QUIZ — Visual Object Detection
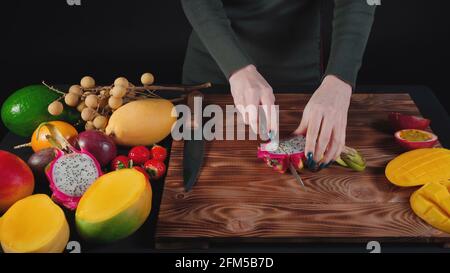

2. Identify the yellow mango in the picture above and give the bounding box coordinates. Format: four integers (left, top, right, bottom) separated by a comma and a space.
0, 194, 69, 253
411, 182, 450, 233
385, 148, 450, 187
105, 99, 177, 146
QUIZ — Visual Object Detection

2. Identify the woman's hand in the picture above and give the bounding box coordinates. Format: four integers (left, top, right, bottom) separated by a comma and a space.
294, 75, 352, 170
229, 64, 277, 136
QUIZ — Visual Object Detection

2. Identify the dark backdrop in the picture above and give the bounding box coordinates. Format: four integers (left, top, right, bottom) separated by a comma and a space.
1, 0, 449, 135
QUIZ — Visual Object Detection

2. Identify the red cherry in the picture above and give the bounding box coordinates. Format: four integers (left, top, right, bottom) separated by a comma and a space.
143, 159, 166, 180
110, 155, 130, 171
128, 146, 151, 165
151, 145, 167, 161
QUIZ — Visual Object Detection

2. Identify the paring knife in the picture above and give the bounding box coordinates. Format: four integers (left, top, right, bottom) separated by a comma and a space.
183, 90, 205, 192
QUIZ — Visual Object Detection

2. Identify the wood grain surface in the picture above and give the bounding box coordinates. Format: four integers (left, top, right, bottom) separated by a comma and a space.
155, 93, 448, 247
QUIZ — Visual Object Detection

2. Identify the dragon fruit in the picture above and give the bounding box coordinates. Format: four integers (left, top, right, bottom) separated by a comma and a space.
257, 135, 306, 173
42, 123, 102, 210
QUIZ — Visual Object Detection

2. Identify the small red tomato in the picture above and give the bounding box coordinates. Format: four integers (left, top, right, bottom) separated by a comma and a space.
144, 159, 166, 180
128, 146, 151, 165
133, 166, 150, 180
110, 155, 130, 171
151, 145, 167, 161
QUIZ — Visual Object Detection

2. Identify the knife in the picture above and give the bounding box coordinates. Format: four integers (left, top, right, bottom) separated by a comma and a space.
183, 90, 205, 192
288, 162, 307, 190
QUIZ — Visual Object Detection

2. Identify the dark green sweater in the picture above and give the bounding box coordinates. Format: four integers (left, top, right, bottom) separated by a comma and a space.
181, 0, 376, 87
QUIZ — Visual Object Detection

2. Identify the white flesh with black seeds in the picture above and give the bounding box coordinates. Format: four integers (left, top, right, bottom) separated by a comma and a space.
52, 153, 98, 196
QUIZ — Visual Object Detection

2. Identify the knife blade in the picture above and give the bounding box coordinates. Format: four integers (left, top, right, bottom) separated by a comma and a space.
288, 162, 307, 190
183, 90, 205, 192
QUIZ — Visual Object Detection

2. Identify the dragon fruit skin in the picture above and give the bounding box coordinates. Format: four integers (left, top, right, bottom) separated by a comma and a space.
46, 148, 102, 210
257, 135, 306, 174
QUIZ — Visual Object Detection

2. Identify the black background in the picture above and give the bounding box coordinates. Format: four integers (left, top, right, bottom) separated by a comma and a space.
0, 0, 449, 136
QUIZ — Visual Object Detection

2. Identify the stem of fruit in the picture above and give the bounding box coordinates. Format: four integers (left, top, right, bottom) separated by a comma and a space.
41, 81, 67, 95
13, 143, 32, 149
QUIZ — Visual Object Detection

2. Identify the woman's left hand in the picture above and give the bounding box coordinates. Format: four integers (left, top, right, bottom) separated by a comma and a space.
294, 75, 352, 170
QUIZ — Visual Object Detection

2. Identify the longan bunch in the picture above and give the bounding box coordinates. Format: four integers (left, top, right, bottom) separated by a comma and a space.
47, 73, 156, 132
46, 73, 210, 132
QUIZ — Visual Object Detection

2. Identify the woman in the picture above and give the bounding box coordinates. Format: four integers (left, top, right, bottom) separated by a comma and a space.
181, 0, 376, 170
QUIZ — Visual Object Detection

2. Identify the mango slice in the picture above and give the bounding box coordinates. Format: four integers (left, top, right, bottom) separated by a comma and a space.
385, 148, 450, 187
411, 182, 450, 233
0, 194, 69, 253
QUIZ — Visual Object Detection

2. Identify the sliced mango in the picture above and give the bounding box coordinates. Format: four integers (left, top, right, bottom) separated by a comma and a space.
0, 194, 69, 253
385, 148, 450, 187
411, 182, 450, 233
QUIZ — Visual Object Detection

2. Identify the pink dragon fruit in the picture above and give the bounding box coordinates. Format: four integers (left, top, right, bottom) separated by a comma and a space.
257, 135, 306, 173
42, 123, 102, 210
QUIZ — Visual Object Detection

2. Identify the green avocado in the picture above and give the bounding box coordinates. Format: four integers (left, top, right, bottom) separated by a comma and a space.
1, 85, 80, 137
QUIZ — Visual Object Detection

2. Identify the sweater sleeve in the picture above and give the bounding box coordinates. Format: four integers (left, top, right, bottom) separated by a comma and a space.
181, 0, 253, 78
324, 0, 376, 88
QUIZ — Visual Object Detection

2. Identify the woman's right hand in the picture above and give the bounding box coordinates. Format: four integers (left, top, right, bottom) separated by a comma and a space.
229, 64, 277, 136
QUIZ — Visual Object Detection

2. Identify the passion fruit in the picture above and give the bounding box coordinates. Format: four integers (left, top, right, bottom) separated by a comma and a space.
394, 129, 438, 150
388, 112, 430, 131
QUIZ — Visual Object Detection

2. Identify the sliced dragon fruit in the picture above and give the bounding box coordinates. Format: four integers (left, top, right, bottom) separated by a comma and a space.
42, 123, 102, 210
257, 135, 306, 173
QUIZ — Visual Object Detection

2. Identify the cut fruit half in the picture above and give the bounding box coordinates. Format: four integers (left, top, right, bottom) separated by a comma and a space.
0, 194, 69, 253
394, 129, 438, 150
76, 169, 152, 243
388, 112, 430, 131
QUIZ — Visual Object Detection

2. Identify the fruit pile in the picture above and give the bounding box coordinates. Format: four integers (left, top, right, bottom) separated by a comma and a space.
0, 73, 206, 253
111, 145, 168, 181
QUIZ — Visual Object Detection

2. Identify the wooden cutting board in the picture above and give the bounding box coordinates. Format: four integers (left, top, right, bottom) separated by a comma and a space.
155, 93, 448, 248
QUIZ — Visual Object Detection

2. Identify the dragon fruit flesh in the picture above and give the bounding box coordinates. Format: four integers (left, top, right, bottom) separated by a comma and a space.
257, 135, 306, 173
46, 149, 102, 210
41, 122, 102, 210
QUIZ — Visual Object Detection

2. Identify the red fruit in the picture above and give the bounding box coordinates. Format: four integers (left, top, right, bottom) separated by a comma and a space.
143, 159, 166, 180
110, 155, 130, 171
0, 150, 35, 212
395, 129, 438, 150
133, 166, 150, 180
388, 112, 431, 131
151, 145, 167, 161
128, 146, 151, 165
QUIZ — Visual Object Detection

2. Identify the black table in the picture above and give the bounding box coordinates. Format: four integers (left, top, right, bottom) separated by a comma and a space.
1, 85, 449, 253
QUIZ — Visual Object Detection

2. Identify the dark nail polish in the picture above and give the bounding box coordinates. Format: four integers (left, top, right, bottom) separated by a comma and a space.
306, 152, 313, 164
319, 163, 326, 170
324, 161, 334, 168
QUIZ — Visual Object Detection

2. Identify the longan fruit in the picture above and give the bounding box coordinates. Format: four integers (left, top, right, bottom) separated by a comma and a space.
81, 108, 97, 121
111, 85, 127, 98
114, 77, 129, 88
48, 101, 64, 116
64, 93, 79, 107
93, 115, 108, 130
68, 85, 83, 96
85, 95, 98, 108
80, 76, 96, 89
108, 97, 123, 109
141, 72, 154, 85
77, 101, 87, 112
85, 121, 95, 131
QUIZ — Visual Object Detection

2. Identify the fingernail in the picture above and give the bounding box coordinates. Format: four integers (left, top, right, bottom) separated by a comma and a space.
319, 163, 326, 170
306, 152, 313, 165
324, 161, 334, 168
